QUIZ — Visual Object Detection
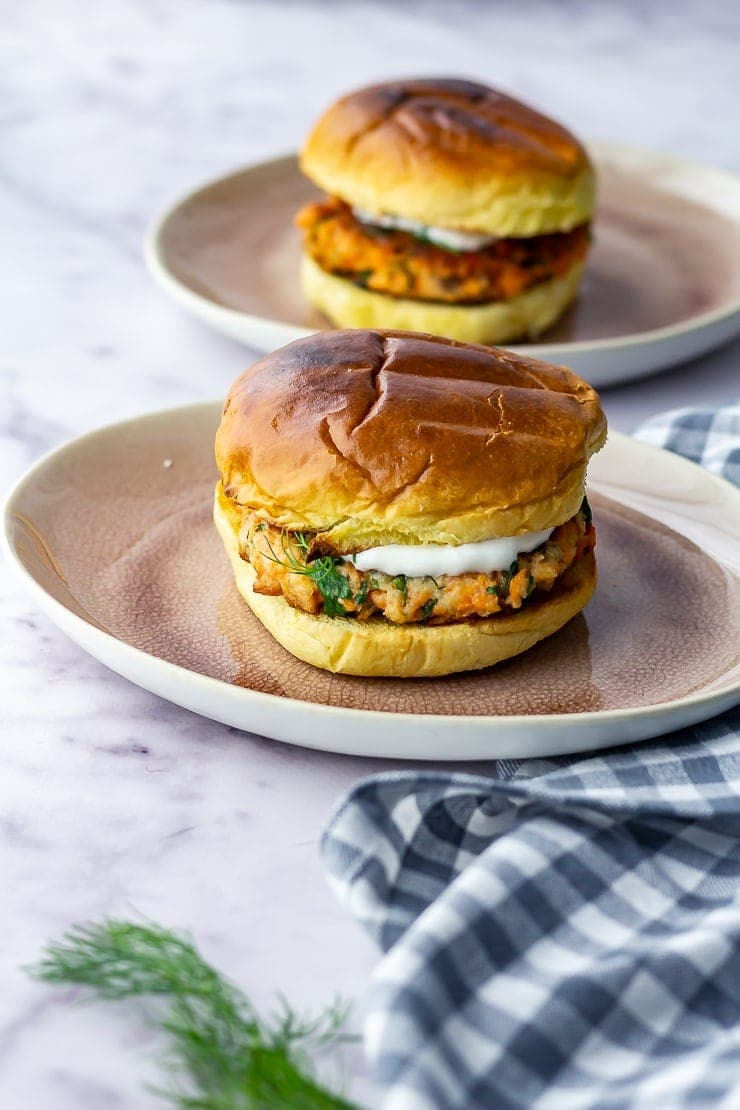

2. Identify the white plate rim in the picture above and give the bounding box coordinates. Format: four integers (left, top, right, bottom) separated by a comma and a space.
144, 142, 740, 360
3, 402, 739, 761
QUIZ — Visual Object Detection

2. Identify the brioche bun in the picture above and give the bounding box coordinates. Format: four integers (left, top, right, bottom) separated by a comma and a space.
300, 78, 594, 239
214, 484, 597, 677
215, 330, 606, 551
301, 253, 584, 345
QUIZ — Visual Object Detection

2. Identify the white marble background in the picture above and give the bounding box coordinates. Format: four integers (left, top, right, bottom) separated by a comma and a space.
1, 1, 739, 1106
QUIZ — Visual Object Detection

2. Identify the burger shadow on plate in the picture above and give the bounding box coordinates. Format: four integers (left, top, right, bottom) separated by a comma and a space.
217, 583, 601, 718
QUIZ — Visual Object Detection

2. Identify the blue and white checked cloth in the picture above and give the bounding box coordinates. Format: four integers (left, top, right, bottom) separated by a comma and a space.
322, 403, 740, 1110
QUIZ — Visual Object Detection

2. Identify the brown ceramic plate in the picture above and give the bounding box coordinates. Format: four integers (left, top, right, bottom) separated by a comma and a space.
146, 144, 740, 387
5, 402, 739, 760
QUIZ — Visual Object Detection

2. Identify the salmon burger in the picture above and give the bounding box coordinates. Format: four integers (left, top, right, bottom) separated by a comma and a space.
296, 79, 595, 346
214, 329, 606, 677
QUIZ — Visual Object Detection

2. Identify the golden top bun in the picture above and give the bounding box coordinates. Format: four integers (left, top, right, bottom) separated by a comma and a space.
300, 253, 585, 346
300, 78, 595, 238
214, 486, 596, 677
215, 329, 606, 549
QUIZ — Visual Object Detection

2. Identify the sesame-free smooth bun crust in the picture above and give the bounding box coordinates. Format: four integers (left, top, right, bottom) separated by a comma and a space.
301, 253, 585, 345
214, 488, 597, 677
300, 78, 595, 238
215, 330, 606, 548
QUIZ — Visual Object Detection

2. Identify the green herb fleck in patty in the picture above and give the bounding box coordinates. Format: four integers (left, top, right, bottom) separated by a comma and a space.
391, 575, 408, 604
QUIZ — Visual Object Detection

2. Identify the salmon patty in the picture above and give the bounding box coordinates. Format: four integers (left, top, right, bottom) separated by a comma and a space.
237, 504, 595, 625
295, 197, 590, 305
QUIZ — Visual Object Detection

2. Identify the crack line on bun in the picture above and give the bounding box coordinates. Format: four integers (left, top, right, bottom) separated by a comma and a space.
317, 417, 375, 484
342, 86, 411, 158
346, 335, 389, 436
382, 457, 435, 505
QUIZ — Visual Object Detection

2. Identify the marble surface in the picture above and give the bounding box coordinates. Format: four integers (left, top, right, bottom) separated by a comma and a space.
2, 1, 739, 1105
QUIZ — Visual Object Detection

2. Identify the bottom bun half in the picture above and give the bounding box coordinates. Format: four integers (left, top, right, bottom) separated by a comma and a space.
300, 254, 584, 346
214, 488, 597, 678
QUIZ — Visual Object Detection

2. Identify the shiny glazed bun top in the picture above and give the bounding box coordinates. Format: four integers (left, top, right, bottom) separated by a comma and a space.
299, 78, 595, 238
215, 330, 606, 552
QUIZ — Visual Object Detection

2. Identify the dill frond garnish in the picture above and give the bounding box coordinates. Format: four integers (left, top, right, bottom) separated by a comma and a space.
29, 919, 359, 1109
259, 530, 354, 618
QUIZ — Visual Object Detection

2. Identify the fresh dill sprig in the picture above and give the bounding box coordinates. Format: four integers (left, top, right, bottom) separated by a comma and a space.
301, 554, 355, 617
258, 530, 354, 618
29, 920, 360, 1110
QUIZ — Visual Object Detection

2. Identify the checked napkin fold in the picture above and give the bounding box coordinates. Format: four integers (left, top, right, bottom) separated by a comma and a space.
322, 403, 740, 1110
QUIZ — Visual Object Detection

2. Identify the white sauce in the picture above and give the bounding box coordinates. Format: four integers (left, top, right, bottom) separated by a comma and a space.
353, 207, 495, 252
352, 528, 554, 579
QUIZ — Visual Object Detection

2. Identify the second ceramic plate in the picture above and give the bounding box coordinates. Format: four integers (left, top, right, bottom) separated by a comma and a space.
4, 403, 739, 761
146, 144, 740, 386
